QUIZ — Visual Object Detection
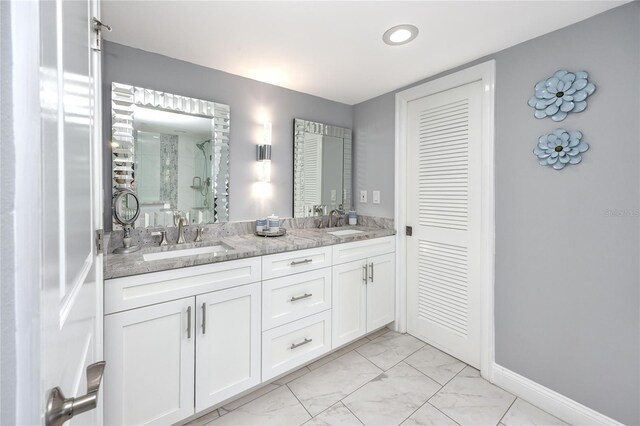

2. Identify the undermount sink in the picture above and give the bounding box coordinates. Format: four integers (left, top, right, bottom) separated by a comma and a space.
143, 243, 233, 261
327, 229, 364, 237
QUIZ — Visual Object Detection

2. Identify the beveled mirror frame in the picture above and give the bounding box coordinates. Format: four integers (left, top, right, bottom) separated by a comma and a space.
111, 83, 230, 228
293, 118, 352, 218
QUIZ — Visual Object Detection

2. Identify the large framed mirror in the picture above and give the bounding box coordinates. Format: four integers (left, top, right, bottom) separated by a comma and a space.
111, 83, 230, 229
293, 119, 352, 218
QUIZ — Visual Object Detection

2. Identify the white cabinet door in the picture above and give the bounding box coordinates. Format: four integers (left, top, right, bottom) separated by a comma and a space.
366, 253, 396, 332
195, 283, 261, 411
105, 298, 195, 425
332, 260, 368, 348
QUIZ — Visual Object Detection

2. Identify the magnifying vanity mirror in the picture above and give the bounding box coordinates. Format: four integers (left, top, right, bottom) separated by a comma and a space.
111, 83, 230, 229
112, 189, 141, 254
293, 119, 352, 218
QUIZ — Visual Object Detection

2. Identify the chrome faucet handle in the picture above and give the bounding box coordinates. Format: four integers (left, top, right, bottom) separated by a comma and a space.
151, 230, 168, 246
177, 219, 188, 244
194, 227, 205, 242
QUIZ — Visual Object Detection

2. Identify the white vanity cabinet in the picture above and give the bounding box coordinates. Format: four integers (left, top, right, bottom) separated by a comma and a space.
104, 234, 396, 425
332, 236, 396, 348
104, 297, 196, 425
104, 258, 262, 426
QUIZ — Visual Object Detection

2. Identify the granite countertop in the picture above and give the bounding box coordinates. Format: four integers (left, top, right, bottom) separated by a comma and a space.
104, 225, 396, 280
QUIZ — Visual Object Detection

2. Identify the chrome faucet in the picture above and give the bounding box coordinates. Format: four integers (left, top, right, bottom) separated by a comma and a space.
329, 209, 345, 228
314, 205, 326, 229
177, 218, 188, 244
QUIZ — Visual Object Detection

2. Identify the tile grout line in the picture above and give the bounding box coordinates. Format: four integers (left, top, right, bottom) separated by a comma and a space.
428, 401, 463, 425
333, 336, 429, 422
496, 396, 518, 426
341, 401, 366, 426
389, 360, 456, 426
285, 383, 314, 421
426, 362, 469, 404
355, 340, 426, 372
394, 387, 444, 425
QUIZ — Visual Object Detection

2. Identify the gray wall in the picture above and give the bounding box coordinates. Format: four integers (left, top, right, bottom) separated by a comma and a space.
353, 3, 640, 424
102, 41, 352, 228
353, 92, 396, 217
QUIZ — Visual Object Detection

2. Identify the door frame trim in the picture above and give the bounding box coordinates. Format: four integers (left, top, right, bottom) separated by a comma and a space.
394, 60, 496, 380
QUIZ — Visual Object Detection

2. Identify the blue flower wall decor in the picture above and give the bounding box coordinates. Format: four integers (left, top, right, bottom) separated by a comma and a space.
527, 70, 596, 121
534, 129, 589, 170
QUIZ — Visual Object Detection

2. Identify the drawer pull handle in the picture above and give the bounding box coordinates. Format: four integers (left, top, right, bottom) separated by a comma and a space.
290, 258, 313, 266
362, 264, 368, 284
290, 293, 313, 302
290, 338, 313, 350
186, 306, 192, 339
202, 302, 207, 334
369, 262, 374, 283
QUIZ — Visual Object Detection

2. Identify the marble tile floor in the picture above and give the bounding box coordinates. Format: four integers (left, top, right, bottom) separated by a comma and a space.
184, 329, 567, 426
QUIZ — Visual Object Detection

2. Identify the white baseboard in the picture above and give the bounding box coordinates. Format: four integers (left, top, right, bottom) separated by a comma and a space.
492, 364, 623, 426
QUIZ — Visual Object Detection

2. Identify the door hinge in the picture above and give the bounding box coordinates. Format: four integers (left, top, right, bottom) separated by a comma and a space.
95, 229, 104, 254
405, 226, 413, 236
91, 18, 111, 52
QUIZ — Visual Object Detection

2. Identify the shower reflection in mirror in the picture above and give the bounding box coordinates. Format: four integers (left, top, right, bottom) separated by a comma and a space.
111, 83, 230, 229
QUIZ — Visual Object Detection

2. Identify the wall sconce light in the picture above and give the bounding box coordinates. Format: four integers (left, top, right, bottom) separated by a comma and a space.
256, 122, 272, 182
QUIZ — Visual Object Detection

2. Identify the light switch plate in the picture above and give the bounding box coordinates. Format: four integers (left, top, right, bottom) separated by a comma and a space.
360, 190, 367, 203
372, 190, 380, 204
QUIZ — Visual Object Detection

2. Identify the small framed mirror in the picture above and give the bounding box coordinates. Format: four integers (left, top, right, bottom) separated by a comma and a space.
293, 119, 352, 217
111, 83, 230, 229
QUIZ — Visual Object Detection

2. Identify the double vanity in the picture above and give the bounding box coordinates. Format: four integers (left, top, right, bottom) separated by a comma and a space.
105, 81, 394, 425
103, 225, 396, 425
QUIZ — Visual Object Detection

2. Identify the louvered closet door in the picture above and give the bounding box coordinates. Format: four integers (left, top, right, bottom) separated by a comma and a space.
406, 81, 482, 368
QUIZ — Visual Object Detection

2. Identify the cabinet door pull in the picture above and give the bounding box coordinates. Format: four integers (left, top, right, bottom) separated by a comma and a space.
369, 262, 374, 283
362, 264, 368, 284
290, 293, 313, 302
290, 338, 312, 350
201, 302, 207, 334
186, 306, 192, 339
290, 258, 313, 266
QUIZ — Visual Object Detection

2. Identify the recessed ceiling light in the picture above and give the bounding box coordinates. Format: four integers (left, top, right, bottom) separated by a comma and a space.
383, 24, 419, 46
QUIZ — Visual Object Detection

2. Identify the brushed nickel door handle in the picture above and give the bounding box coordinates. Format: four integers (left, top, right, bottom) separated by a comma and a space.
45, 361, 106, 426
369, 262, 374, 283
362, 264, 368, 284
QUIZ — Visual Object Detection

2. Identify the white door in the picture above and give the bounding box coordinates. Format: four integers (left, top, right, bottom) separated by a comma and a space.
195, 283, 261, 412
406, 81, 483, 368
104, 298, 196, 425
366, 253, 396, 332
332, 260, 367, 348
41, 0, 105, 424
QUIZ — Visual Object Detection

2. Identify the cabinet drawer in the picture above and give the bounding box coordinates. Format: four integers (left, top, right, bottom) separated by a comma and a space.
262, 246, 332, 280
105, 257, 261, 314
262, 269, 331, 330
262, 310, 331, 381
332, 236, 395, 265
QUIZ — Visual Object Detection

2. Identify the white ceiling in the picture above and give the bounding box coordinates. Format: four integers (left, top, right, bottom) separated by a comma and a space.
102, 1, 626, 105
